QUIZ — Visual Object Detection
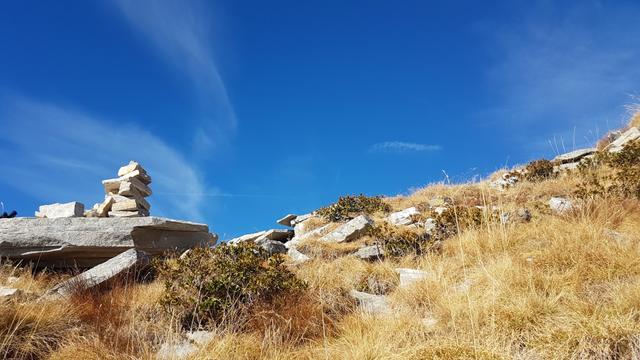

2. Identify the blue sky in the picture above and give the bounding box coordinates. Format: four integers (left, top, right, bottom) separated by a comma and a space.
1, 0, 639, 238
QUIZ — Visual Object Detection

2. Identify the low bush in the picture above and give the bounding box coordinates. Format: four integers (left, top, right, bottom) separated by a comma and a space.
156, 242, 307, 330
524, 159, 556, 182
368, 223, 434, 257
316, 194, 391, 222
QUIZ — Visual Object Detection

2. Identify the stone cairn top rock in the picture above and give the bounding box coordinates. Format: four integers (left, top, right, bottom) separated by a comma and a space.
89, 161, 153, 218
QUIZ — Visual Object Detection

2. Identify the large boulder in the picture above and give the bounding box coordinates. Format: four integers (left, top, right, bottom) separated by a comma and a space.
320, 215, 373, 243
0, 217, 216, 268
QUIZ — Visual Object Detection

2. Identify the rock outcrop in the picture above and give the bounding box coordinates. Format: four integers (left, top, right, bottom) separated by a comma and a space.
0, 217, 216, 268
387, 207, 420, 226
320, 215, 373, 243
606, 127, 640, 153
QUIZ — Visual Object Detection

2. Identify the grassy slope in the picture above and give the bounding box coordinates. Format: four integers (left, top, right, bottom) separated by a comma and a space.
2, 115, 640, 360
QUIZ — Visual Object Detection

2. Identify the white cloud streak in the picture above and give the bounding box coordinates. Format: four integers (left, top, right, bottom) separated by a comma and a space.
114, 0, 235, 150
0, 96, 208, 221
369, 141, 442, 153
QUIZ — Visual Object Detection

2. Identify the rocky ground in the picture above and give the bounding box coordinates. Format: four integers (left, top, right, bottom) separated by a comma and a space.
1, 113, 640, 359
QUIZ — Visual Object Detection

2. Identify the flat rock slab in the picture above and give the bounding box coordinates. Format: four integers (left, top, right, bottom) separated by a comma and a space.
554, 148, 596, 163
47, 248, 149, 298
549, 197, 573, 214
0, 217, 215, 268
320, 215, 373, 243
276, 214, 298, 227
354, 245, 384, 261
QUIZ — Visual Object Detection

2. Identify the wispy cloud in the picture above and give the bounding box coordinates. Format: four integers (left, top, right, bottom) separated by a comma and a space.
0, 95, 209, 221
484, 1, 640, 137
113, 0, 235, 150
369, 141, 442, 153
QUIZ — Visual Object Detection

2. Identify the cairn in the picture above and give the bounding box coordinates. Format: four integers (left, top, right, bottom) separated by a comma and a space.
89, 161, 152, 218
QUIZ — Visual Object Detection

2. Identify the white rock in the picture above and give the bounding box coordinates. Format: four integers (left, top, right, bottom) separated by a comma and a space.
607, 127, 640, 153
185, 331, 214, 345
117, 161, 147, 177
119, 169, 152, 185
320, 215, 373, 243
103, 177, 152, 197
276, 214, 298, 227
387, 207, 420, 226
349, 290, 390, 315
227, 230, 267, 245
0, 287, 21, 299
424, 218, 437, 232
548, 197, 573, 214
287, 247, 310, 264
47, 249, 149, 297
396, 268, 430, 288
36, 202, 84, 218
433, 207, 447, 215
286, 224, 332, 249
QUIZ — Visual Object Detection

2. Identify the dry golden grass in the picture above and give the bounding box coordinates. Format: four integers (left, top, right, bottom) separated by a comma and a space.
3, 134, 640, 359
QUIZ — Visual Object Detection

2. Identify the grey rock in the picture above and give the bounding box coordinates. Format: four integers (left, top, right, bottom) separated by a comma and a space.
157, 341, 197, 360
549, 197, 573, 214
47, 249, 149, 297
0, 217, 214, 268
607, 127, 640, 153
255, 229, 294, 242
349, 290, 390, 315
256, 239, 288, 255
35, 202, 84, 218
396, 268, 430, 288
499, 212, 510, 224
320, 215, 373, 243
554, 148, 596, 163
423, 218, 437, 233
354, 245, 384, 261
185, 331, 213, 345
387, 207, 420, 226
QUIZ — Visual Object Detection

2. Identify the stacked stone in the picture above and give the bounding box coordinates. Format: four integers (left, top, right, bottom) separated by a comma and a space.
93, 161, 152, 217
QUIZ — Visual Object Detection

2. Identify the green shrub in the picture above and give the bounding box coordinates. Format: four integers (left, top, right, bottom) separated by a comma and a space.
575, 140, 640, 199
524, 159, 556, 182
156, 242, 306, 329
316, 194, 391, 222
368, 223, 434, 257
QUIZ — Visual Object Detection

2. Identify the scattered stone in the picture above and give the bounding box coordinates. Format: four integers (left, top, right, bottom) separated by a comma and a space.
433, 207, 447, 216
517, 208, 532, 222
423, 218, 437, 233
387, 207, 420, 226
554, 148, 596, 163
499, 212, 510, 224
0, 217, 215, 268
607, 127, 640, 153
256, 239, 288, 255
604, 229, 631, 247
354, 245, 384, 261
157, 341, 197, 360
287, 247, 310, 264
320, 215, 373, 243
396, 268, 430, 288
429, 196, 453, 208
422, 317, 439, 328
46, 249, 149, 297
349, 290, 390, 315
35, 202, 84, 218
0, 287, 21, 300
276, 214, 298, 227
185, 331, 214, 345
491, 171, 521, 190
548, 197, 573, 214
